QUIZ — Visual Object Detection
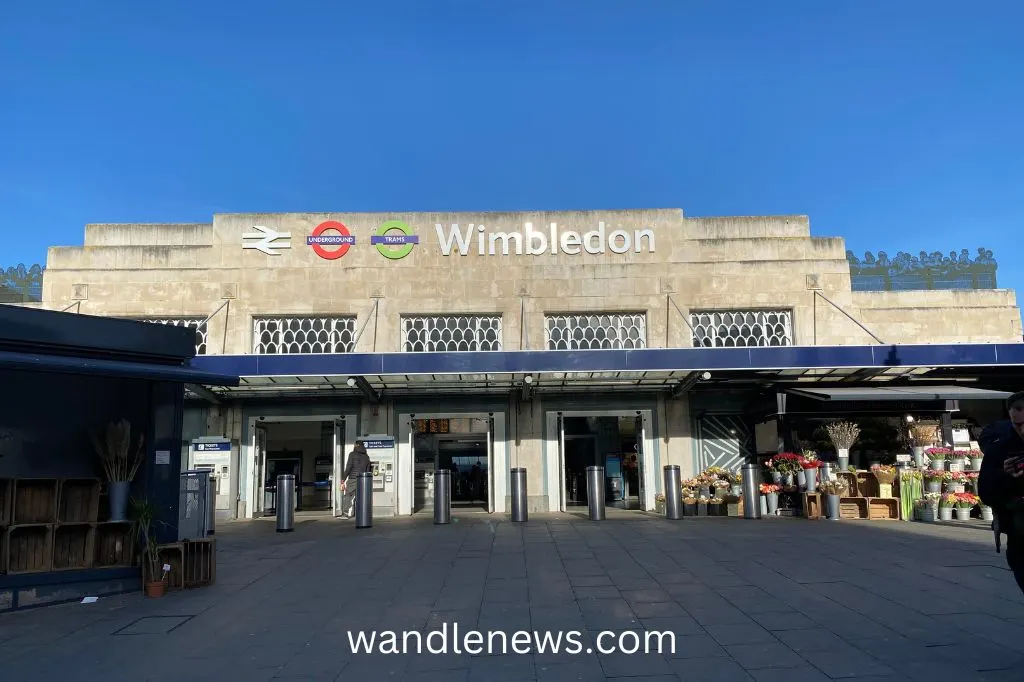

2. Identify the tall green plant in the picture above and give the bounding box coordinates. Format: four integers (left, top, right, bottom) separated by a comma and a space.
129, 498, 166, 583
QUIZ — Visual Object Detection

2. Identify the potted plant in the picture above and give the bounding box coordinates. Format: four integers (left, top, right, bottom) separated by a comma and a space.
925, 447, 950, 472
923, 470, 946, 493
918, 493, 941, 522
818, 478, 848, 520
910, 424, 937, 467
966, 449, 984, 472
129, 497, 170, 598
801, 452, 821, 493
938, 493, 956, 521
871, 464, 896, 498
654, 493, 666, 515
825, 421, 860, 471
91, 419, 145, 522
948, 450, 968, 472
761, 483, 781, 515
763, 458, 782, 484
945, 470, 967, 493
773, 453, 802, 487
683, 496, 697, 517
954, 493, 978, 521
728, 471, 743, 497
964, 471, 979, 492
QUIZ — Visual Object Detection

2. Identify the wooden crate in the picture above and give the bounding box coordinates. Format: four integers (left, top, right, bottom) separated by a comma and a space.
0, 479, 11, 528
58, 479, 100, 523
802, 493, 823, 519
13, 480, 58, 525
155, 542, 185, 591
855, 472, 879, 498
837, 472, 859, 496
94, 522, 134, 568
5, 525, 54, 574
839, 497, 869, 520
53, 524, 96, 570
868, 497, 900, 520
182, 538, 216, 588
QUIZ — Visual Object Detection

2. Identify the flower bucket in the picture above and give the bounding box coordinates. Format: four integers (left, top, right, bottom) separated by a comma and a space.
836, 448, 849, 471
938, 506, 953, 521
921, 507, 936, 523
771, 471, 782, 484
981, 506, 994, 522
912, 446, 925, 468
759, 495, 768, 516
804, 467, 818, 493
930, 459, 945, 472
765, 493, 778, 515
782, 473, 794, 487
700, 486, 711, 498
949, 458, 965, 472
946, 483, 965, 494
925, 480, 942, 493
826, 494, 841, 520
796, 470, 806, 489
730, 484, 742, 497
684, 503, 696, 517
970, 457, 983, 472
954, 507, 972, 521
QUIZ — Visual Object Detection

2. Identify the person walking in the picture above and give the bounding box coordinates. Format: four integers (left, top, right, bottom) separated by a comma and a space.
339, 440, 371, 519
978, 391, 1024, 594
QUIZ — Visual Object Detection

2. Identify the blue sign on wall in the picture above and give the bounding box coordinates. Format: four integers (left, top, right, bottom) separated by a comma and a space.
363, 439, 395, 450
193, 441, 231, 452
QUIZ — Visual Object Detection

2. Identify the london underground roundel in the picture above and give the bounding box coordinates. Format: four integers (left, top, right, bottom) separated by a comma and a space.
306, 221, 356, 260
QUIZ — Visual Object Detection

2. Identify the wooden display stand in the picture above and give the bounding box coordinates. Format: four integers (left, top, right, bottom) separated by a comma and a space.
839, 497, 869, 520
0, 477, 136, 575
802, 493, 823, 519
868, 498, 899, 520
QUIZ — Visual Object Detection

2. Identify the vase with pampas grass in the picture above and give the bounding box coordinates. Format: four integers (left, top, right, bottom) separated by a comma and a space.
825, 421, 860, 471
91, 419, 144, 522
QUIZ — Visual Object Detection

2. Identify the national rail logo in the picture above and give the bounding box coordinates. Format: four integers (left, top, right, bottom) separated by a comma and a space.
370, 220, 419, 260
306, 221, 356, 260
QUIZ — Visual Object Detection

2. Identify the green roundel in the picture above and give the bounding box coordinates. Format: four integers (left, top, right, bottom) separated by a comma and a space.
372, 220, 418, 260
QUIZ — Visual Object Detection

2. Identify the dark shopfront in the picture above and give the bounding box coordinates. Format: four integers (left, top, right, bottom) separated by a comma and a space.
0, 306, 237, 611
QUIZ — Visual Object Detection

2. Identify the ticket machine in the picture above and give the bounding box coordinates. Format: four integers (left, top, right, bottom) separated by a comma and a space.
190, 438, 232, 512
361, 435, 397, 516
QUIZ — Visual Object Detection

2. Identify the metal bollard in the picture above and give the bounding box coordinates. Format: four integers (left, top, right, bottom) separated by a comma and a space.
355, 471, 373, 529
434, 469, 451, 525
586, 466, 606, 521
741, 463, 762, 519
663, 465, 683, 520
276, 474, 295, 533
510, 467, 528, 522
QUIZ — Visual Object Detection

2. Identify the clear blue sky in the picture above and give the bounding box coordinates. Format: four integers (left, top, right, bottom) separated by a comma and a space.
2, 1, 1021, 297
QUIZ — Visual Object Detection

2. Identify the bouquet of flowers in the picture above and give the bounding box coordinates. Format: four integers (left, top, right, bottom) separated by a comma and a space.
825, 421, 860, 450
871, 464, 897, 484
938, 493, 958, 507
923, 470, 947, 481
955, 492, 979, 508
759, 483, 781, 494
925, 447, 952, 461
818, 479, 848, 495
772, 452, 803, 473
800, 451, 821, 469
704, 466, 728, 479
910, 424, 938, 447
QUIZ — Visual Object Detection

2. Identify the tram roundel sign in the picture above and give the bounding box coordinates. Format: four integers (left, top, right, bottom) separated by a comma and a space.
306, 221, 356, 260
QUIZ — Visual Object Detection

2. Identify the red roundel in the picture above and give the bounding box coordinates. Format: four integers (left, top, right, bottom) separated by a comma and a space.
308, 221, 354, 260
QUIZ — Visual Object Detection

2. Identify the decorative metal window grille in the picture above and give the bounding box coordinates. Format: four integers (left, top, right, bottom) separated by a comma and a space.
402, 315, 502, 352
142, 318, 208, 355
690, 310, 793, 347
252, 316, 357, 354
544, 313, 647, 350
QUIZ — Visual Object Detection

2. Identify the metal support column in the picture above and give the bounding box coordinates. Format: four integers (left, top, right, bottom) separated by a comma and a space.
434, 469, 451, 525
355, 471, 373, 529
511, 467, 528, 522
276, 474, 295, 532
586, 466, 605, 521
663, 465, 682, 520
741, 463, 762, 519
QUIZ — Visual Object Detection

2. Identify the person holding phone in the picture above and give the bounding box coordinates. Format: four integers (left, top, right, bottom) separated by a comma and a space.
979, 391, 1024, 594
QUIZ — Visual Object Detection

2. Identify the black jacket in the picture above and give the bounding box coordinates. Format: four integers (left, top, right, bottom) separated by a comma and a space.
342, 443, 371, 481
978, 420, 1024, 532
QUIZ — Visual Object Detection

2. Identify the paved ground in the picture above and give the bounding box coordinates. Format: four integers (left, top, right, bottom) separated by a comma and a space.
1, 511, 1023, 681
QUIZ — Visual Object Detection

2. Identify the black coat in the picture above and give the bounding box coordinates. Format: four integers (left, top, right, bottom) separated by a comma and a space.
343, 444, 371, 481
978, 420, 1024, 532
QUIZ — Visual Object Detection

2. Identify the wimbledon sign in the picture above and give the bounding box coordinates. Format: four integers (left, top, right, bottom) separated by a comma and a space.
435, 222, 655, 256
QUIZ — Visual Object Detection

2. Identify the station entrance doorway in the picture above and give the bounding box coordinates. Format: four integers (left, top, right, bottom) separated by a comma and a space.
397, 412, 508, 515
248, 414, 357, 519
546, 410, 656, 513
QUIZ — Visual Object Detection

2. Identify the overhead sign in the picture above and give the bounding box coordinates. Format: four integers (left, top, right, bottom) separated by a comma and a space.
434, 222, 656, 256
193, 441, 231, 452
307, 220, 356, 260
371, 220, 419, 260
242, 225, 291, 255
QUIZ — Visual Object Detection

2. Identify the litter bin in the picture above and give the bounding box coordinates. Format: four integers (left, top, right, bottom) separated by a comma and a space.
355, 471, 373, 529
586, 466, 605, 521
276, 474, 295, 533
434, 469, 451, 525
511, 468, 528, 522
663, 465, 682, 520
741, 463, 762, 519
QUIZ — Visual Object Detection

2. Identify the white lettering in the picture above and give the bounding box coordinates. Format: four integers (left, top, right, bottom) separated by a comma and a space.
634, 227, 655, 253
434, 224, 473, 256
489, 231, 523, 255
379, 631, 400, 655
608, 229, 631, 254
597, 631, 617, 654
426, 623, 447, 654
477, 225, 486, 254
583, 222, 606, 254
511, 631, 532, 654
549, 222, 558, 254
464, 630, 483, 654
559, 230, 582, 254
525, 222, 548, 255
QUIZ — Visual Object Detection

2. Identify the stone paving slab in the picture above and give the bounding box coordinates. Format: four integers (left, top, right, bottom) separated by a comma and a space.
0, 513, 1022, 681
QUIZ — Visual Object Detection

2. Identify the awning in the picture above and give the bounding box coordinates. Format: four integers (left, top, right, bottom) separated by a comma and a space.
0, 351, 240, 386
785, 385, 1012, 402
